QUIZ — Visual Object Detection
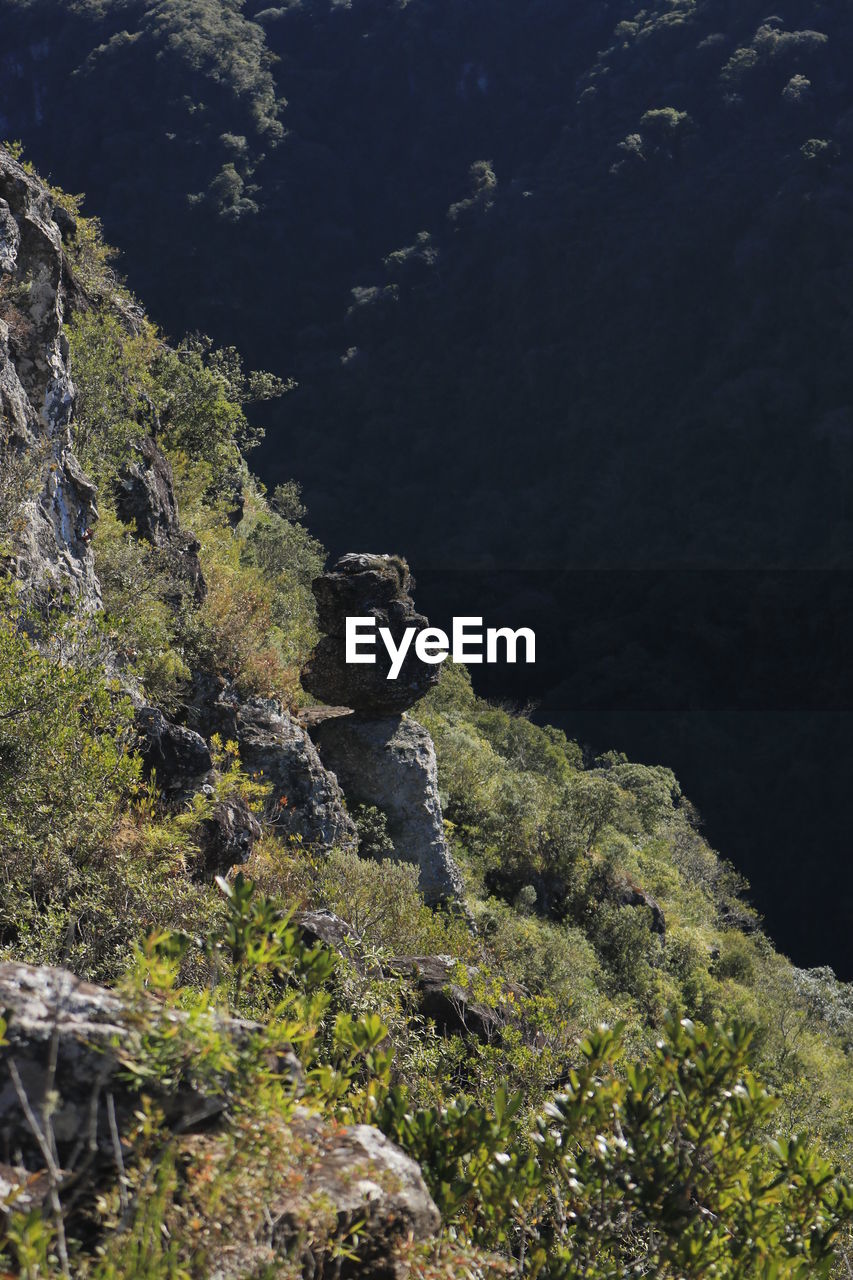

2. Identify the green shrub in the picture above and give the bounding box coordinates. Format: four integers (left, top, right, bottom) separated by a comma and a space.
381, 1016, 853, 1276
0, 586, 139, 883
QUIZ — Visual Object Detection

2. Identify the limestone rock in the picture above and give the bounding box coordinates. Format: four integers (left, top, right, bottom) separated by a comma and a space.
114, 434, 205, 602
302, 552, 439, 715
0, 146, 99, 608
310, 713, 463, 904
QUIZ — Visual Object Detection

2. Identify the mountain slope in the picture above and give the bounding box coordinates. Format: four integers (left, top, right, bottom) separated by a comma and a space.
4, 0, 853, 974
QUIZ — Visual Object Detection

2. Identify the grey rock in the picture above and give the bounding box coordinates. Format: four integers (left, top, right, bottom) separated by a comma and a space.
136, 704, 213, 791
0, 963, 301, 1169
114, 434, 205, 602
205, 692, 357, 854
294, 908, 361, 956
0, 146, 99, 609
198, 797, 262, 877
0, 968, 438, 1276
302, 552, 439, 715
388, 955, 502, 1041
202, 1107, 440, 1280
311, 714, 463, 905
273, 1109, 441, 1278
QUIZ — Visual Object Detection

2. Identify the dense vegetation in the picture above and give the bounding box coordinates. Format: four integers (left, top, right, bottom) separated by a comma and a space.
1, 167, 853, 1276
3, 0, 853, 974
4, 0, 853, 565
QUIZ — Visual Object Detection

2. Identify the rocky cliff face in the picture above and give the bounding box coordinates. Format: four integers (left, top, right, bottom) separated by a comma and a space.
0, 148, 99, 608
0, 143, 355, 867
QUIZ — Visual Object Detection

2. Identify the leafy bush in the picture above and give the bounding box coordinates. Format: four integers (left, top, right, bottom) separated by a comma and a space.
250, 843, 476, 959
381, 1016, 853, 1277
0, 585, 138, 883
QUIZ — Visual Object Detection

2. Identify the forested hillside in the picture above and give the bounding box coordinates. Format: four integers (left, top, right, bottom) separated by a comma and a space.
3, 0, 853, 975
1, 143, 853, 1276
3, 0, 853, 564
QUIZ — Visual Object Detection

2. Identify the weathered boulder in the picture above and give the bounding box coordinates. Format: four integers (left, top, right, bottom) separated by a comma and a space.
302, 553, 439, 715
198, 797, 263, 877
388, 955, 502, 1041
199, 692, 357, 854
276, 1110, 440, 1277
114, 434, 205, 602
0, 963, 301, 1170
135, 704, 213, 792
311, 713, 463, 905
0, 146, 99, 608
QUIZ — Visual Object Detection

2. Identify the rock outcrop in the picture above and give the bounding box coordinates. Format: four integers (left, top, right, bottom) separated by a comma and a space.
193, 687, 357, 854
312, 713, 464, 905
272, 1110, 441, 1278
199, 797, 263, 876
294, 908, 364, 964
0, 962, 301, 1168
302, 553, 439, 715
136, 704, 214, 793
0, 146, 99, 608
387, 955, 503, 1041
114, 433, 205, 602
136, 685, 356, 868
175, 1108, 440, 1280
303, 554, 463, 905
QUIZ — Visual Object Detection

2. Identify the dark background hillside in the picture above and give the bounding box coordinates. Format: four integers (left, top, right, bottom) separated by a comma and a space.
3, 0, 853, 973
